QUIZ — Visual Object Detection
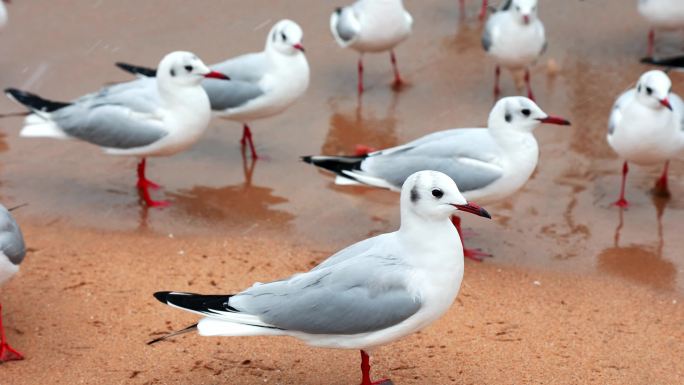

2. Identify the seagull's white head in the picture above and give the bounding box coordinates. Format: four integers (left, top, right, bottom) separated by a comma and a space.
401, 171, 491, 222
635, 70, 673, 111
511, 0, 539, 25
489, 97, 571, 133
266, 19, 306, 56
156, 51, 230, 89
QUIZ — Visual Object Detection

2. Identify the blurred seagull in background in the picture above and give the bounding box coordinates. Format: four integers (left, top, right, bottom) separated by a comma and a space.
151, 170, 490, 385
0, 203, 26, 363
607, 70, 684, 207
116, 20, 310, 160
4, 51, 230, 207
330, 0, 413, 94
482, 0, 546, 100
638, 0, 684, 57
0, 0, 9, 30
303, 97, 570, 260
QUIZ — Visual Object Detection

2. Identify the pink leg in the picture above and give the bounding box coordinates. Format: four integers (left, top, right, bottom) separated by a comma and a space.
390, 50, 403, 87
358, 57, 364, 95
0, 304, 24, 363
360, 350, 391, 385
240, 123, 259, 160
654, 160, 670, 196
524, 69, 535, 101
613, 161, 629, 208
452, 216, 491, 262
459, 0, 465, 15
136, 158, 169, 208
647, 29, 655, 57
494, 66, 501, 98
479, 0, 488, 20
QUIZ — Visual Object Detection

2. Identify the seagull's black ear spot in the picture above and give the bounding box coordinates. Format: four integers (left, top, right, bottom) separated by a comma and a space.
637, 84, 642, 93
521, 108, 531, 117
272, 31, 277, 42
170, 68, 176, 77
505, 112, 512, 123
410, 186, 420, 203
431, 189, 444, 199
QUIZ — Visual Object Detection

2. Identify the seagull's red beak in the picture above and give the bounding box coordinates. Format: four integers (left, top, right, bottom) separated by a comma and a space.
523, 15, 530, 24
452, 202, 491, 219
204, 71, 230, 81
537, 115, 571, 125
293, 43, 306, 53
660, 98, 673, 110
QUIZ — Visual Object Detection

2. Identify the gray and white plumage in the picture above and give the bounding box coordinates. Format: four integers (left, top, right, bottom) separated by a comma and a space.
638, 0, 684, 31
154, 171, 492, 351
0, 204, 26, 286
6, 51, 223, 158
304, 97, 570, 205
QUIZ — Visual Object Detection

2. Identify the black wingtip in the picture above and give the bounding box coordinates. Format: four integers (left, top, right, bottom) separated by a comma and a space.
153, 291, 171, 304
301, 155, 313, 164
115, 62, 157, 77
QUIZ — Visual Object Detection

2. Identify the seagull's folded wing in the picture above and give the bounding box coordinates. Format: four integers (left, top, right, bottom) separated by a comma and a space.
0, 205, 25, 265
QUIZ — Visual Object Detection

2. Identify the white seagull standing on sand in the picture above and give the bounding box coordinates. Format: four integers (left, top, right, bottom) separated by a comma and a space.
330, 0, 413, 94
0, 203, 26, 363
303, 97, 570, 260
151, 170, 491, 385
607, 70, 684, 207
482, 0, 546, 100
116, 20, 310, 160
5, 51, 230, 207
638, 0, 684, 57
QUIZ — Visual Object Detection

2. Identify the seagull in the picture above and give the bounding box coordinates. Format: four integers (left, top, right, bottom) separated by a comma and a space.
330, 0, 413, 94
151, 170, 491, 385
115, 20, 310, 160
459, 0, 489, 20
4, 51, 230, 207
638, 0, 684, 57
0, 203, 27, 363
482, 0, 546, 100
607, 70, 684, 207
303, 97, 570, 260
0, 0, 9, 31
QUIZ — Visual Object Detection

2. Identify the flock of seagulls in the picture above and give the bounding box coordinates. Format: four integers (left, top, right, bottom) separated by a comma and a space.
0, 0, 683, 384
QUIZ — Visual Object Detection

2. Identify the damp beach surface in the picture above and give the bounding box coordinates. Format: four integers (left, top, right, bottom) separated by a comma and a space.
0, 0, 683, 384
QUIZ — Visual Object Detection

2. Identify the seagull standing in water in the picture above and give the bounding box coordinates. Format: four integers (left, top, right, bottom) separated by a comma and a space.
638, 0, 684, 57
303, 97, 570, 260
5, 51, 230, 207
151, 170, 491, 385
116, 20, 310, 160
607, 70, 684, 207
0, 204, 26, 363
482, 0, 546, 100
330, 0, 413, 94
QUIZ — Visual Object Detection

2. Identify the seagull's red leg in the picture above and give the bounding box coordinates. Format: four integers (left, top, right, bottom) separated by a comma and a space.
0, 304, 24, 363
459, 0, 465, 16
136, 158, 169, 208
359, 350, 391, 385
479, 0, 488, 20
524, 69, 535, 101
390, 50, 404, 88
647, 29, 655, 57
451, 216, 491, 262
613, 161, 629, 208
654, 160, 670, 196
240, 123, 259, 160
494, 65, 501, 98
358, 56, 365, 95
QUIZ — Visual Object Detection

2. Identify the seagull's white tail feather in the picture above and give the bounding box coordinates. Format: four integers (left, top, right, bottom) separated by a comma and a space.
341, 170, 398, 191
20, 114, 69, 139
335, 175, 362, 186
197, 318, 285, 337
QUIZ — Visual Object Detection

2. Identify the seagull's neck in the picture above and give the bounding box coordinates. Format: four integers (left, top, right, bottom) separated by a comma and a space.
157, 81, 208, 111
489, 126, 538, 153
398, 213, 462, 266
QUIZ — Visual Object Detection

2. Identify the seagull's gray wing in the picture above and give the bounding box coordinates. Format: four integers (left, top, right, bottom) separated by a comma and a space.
230, 248, 420, 335
210, 52, 269, 83
52, 79, 168, 149
0, 205, 26, 265
482, 22, 493, 51
608, 89, 635, 136
202, 79, 265, 111
330, 5, 361, 46
500, 0, 513, 11
355, 129, 504, 192
670, 92, 684, 131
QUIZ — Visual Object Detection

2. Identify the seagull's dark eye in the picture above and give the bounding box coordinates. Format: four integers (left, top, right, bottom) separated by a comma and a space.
184, 65, 193, 72
431, 189, 444, 199
521, 108, 531, 117
281, 32, 287, 41
646, 87, 653, 95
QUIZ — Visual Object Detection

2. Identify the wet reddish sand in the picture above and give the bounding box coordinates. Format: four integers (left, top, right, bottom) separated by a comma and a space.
1, 0, 683, 384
